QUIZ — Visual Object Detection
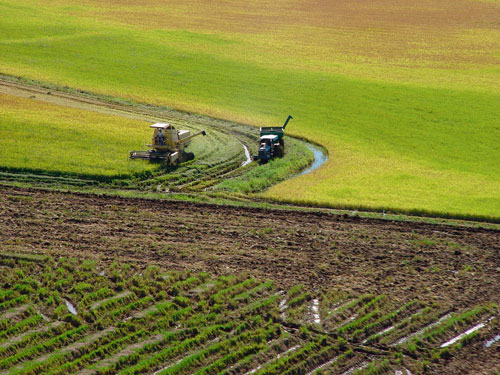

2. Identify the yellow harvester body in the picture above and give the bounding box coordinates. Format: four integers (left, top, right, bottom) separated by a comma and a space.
129, 123, 206, 165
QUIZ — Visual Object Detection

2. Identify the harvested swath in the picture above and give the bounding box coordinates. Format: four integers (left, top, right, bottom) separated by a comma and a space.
0, 249, 497, 375
89, 291, 134, 312
0, 304, 29, 320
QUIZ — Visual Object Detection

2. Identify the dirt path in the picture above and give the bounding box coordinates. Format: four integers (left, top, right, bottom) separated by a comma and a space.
0, 77, 183, 123
2, 185, 498, 311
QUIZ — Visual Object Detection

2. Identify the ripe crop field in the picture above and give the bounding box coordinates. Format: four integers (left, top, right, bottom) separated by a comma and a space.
1, 0, 500, 217
0, 92, 156, 179
0, 186, 499, 374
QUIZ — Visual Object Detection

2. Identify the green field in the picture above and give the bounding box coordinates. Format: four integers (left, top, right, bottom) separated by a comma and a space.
1, 0, 500, 218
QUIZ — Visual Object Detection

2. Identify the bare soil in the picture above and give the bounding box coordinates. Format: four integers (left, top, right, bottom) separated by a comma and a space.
2, 185, 498, 308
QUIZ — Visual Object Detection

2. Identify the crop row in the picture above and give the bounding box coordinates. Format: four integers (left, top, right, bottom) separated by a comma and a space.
0, 304, 32, 330
0, 295, 28, 313
0, 321, 69, 360
54, 282, 267, 373
403, 304, 496, 354
252, 335, 344, 375
1, 265, 279, 374
156, 323, 281, 375
354, 301, 419, 338
38, 315, 222, 374
0, 255, 496, 375
0, 324, 88, 370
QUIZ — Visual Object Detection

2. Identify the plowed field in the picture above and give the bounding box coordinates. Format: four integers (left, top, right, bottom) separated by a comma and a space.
1, 185, 499, 374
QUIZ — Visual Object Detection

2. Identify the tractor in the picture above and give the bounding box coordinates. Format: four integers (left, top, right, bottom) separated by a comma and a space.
129, 123, 206, 166
253, 115, 293, 164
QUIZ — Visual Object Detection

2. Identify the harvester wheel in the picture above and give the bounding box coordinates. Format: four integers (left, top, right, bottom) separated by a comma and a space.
183, 152, 195, 162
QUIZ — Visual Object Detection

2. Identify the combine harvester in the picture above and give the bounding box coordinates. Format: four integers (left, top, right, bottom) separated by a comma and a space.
253, 115, 293, 164
130, 123, 206, 166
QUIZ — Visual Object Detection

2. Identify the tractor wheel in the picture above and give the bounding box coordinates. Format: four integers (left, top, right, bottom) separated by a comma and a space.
275, 145, 284, 158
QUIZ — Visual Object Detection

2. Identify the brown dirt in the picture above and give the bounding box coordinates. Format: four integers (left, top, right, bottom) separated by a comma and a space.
1, 185, 498, 311
0, 304, 29, 320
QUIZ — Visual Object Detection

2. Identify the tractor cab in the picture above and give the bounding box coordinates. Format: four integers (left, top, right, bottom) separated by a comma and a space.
253, 115, 292, 164
259, 134, 278, 148
257, 134, 280, 163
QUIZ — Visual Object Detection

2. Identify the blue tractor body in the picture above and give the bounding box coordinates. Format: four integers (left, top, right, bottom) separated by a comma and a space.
253, 115, 293, 164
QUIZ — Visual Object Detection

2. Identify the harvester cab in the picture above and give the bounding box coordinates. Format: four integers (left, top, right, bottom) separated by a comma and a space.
129, 123, 206, 166
253, 115, 292, 164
